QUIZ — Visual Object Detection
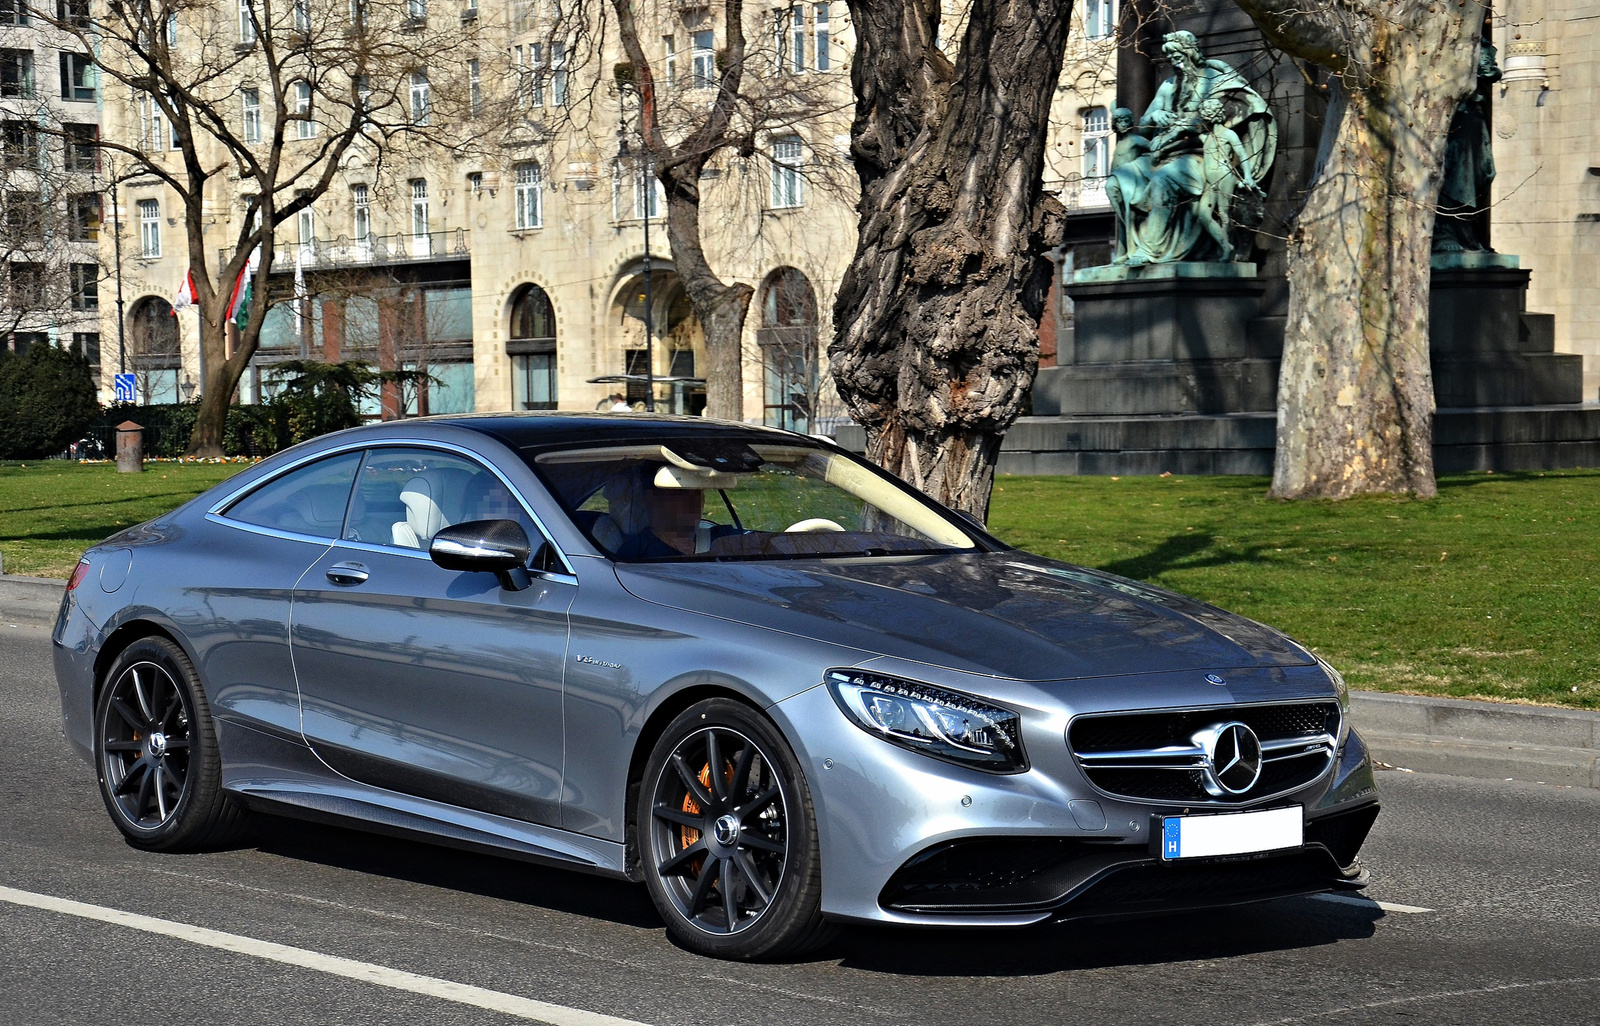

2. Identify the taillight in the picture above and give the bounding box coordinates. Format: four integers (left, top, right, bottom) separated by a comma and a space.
66, 558, 91, 592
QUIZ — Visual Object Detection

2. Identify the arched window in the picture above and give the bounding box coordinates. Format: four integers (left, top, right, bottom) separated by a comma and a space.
514, 161, 543, 230
508, 283, 557, 410
127, 295, 181, 403
1082, 107, 1110, 194
756, 267, 818, 432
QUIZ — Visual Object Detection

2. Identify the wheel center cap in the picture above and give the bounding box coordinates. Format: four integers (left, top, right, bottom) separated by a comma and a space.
147, 732, 168, 757
712, 814, 740, 847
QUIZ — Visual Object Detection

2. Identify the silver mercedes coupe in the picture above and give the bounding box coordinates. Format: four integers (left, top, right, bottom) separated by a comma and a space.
53, 414, 1379, 960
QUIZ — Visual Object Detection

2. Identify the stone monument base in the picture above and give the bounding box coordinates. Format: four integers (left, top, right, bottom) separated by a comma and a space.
834, 258, 1600, 478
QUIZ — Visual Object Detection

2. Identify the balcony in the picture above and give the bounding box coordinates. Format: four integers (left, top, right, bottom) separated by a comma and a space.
217, 228, 471, 274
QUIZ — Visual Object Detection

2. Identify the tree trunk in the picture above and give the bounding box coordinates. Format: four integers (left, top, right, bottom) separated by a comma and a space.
833, 0, 1070, 521
186, 310, 232, 458
1233, 0, 1488, 499
663, 190, 751, 422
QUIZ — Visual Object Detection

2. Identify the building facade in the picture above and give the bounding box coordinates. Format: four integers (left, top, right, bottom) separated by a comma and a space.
1, 2, 103, 383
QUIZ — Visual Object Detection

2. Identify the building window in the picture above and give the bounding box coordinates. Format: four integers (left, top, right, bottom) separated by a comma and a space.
770, 135, 803, 209
2, 120, 38, 167
664, 35, 677, 88
757, 267, 819, 432
64, 123, 97, 170
293, 0, 310, 32
138, 92, 166, 151
348, 0, 366, 26
691, 30, 714, 89
74, 332, 100, 374
351, 183, 370, 240
467, 171, 482, 198
69, 193, 100, 241
468, 59, 481, 117
409, 71, 430, 125
0, 50, 32, 98
1082, 107, 1110, 193
58, 0, 90, 27
407, 0, 426, 21
790, 6, 805, 72
238, 0, 255, 44
9, 261, 44, 309
297, 203, 315, 249
1084, 0, 1115, 40
616, 161, 663, 221
814, 3, 830, 71
241, 88, 261, 143
410, 179, 430, 255
60, 53, 96, 101
508, 283, 557, 410
167, 11, 179, 45
295, 80, 316, 138
139, 199, 161, 257
71, 263, 98, 310
551, 43, 567, 106
0, 0, 28, 27
514, 162, 543, 230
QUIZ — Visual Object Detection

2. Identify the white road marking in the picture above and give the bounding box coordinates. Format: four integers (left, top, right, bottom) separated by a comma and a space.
1310, 892, 1433, 914
0, 884, 651, 1026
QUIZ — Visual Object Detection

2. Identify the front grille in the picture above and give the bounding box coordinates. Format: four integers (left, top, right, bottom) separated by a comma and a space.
1068, 701, 1341, 805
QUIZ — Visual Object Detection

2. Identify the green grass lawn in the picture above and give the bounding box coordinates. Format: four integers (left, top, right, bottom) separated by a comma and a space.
987, 470, 1600, 710
2, 461, 1595, 709
0, 462, 246, 578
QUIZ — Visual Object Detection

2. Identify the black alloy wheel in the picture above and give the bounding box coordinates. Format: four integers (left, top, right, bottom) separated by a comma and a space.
94, 636, 249, 851
639, 699, 833, 960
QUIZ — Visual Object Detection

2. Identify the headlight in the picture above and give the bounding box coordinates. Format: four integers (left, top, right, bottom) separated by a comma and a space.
825, 669, 1027, 773
1317, 656, 1351, 745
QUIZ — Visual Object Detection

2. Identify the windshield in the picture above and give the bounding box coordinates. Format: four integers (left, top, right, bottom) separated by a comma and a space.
529, 440, 977, 561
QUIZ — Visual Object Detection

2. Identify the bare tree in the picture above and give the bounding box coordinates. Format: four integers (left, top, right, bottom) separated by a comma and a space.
54, 0, 483, 455
830, 0, 1072, 520
1231, 0, 1489, 499
608, 0, 844, 420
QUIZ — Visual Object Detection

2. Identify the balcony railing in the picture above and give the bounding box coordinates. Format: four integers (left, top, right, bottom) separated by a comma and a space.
216, 228, 471, 274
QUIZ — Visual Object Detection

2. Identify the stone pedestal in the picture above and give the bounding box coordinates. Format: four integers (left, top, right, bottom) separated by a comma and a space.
1429, 261, 1582, 407
1035, 264, 1274, 417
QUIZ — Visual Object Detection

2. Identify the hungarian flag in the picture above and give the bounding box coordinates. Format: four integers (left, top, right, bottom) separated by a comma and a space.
225, 247, 262, 330
172, 271, 198, 313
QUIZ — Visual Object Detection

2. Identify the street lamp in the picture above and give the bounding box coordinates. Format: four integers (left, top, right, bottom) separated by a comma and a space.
616, 124, 656, 412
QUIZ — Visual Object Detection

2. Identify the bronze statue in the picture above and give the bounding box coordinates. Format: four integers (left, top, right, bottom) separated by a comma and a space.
1105, 30, 1276, 266
1434, 41, 1501, 254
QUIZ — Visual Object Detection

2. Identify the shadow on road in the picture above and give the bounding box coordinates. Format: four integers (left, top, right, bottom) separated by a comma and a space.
246, 813, 665, 931
826, 895, 1381, 976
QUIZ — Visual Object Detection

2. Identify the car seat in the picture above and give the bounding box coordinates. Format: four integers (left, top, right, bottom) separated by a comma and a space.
392, 468, 475, 548
590, 468, 653, 554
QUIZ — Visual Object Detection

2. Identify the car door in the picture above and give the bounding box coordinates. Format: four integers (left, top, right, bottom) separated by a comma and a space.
192, 450, 364, 741
290, 445, 575, 827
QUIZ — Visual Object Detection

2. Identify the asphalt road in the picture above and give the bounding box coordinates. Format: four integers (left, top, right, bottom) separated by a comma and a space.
3, 625, 1598, 1025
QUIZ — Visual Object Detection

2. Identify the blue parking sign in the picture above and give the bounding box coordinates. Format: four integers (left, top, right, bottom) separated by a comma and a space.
113, 373, 136, 404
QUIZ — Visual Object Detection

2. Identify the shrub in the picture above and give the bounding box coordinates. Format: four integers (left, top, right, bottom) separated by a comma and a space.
0, 344, 100, 458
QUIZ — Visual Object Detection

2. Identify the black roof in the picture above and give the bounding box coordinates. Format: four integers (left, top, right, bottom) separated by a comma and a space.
434, 411, 823, 453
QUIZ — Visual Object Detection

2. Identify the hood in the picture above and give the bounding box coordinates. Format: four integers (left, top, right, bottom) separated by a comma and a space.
614, 552, 1314, 682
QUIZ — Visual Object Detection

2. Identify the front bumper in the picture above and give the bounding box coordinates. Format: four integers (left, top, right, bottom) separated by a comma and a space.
771, 683, 1380, 926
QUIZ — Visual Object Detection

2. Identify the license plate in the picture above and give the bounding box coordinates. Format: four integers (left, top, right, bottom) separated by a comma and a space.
1158, 806, 1302, 861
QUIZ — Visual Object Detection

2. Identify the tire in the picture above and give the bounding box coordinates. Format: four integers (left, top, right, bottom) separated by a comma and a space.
93, 636, 250, 852
636, 698, 835, 960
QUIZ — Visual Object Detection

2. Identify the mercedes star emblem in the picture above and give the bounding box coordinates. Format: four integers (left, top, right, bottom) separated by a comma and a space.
1192, 721, 1263, 797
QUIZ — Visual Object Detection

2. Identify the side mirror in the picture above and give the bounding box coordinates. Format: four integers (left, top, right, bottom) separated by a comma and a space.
430, 519, 534, 591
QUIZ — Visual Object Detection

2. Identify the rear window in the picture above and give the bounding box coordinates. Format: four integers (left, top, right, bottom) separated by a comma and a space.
223, 452, 362, 539
529, 440, 975, 562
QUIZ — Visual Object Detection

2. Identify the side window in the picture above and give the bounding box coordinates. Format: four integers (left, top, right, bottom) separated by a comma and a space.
344, 448, 541, 552
223, 452, 362, 538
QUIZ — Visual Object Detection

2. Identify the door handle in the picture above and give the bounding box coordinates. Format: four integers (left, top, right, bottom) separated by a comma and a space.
325, 561, 369, 586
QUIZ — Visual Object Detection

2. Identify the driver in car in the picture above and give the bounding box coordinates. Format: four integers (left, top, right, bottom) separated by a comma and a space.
595, 465, 709, 559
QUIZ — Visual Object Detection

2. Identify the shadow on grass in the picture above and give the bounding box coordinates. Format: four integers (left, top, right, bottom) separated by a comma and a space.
1098, 531, 1277, 581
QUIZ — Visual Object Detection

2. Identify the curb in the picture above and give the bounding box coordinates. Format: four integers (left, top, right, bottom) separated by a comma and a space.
1351, 691, 1600, 789
0, 574, 64, 627
4, 568, 1595, 788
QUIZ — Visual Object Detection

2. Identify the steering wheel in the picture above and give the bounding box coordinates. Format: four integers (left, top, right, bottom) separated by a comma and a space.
783, 518, 846, 534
